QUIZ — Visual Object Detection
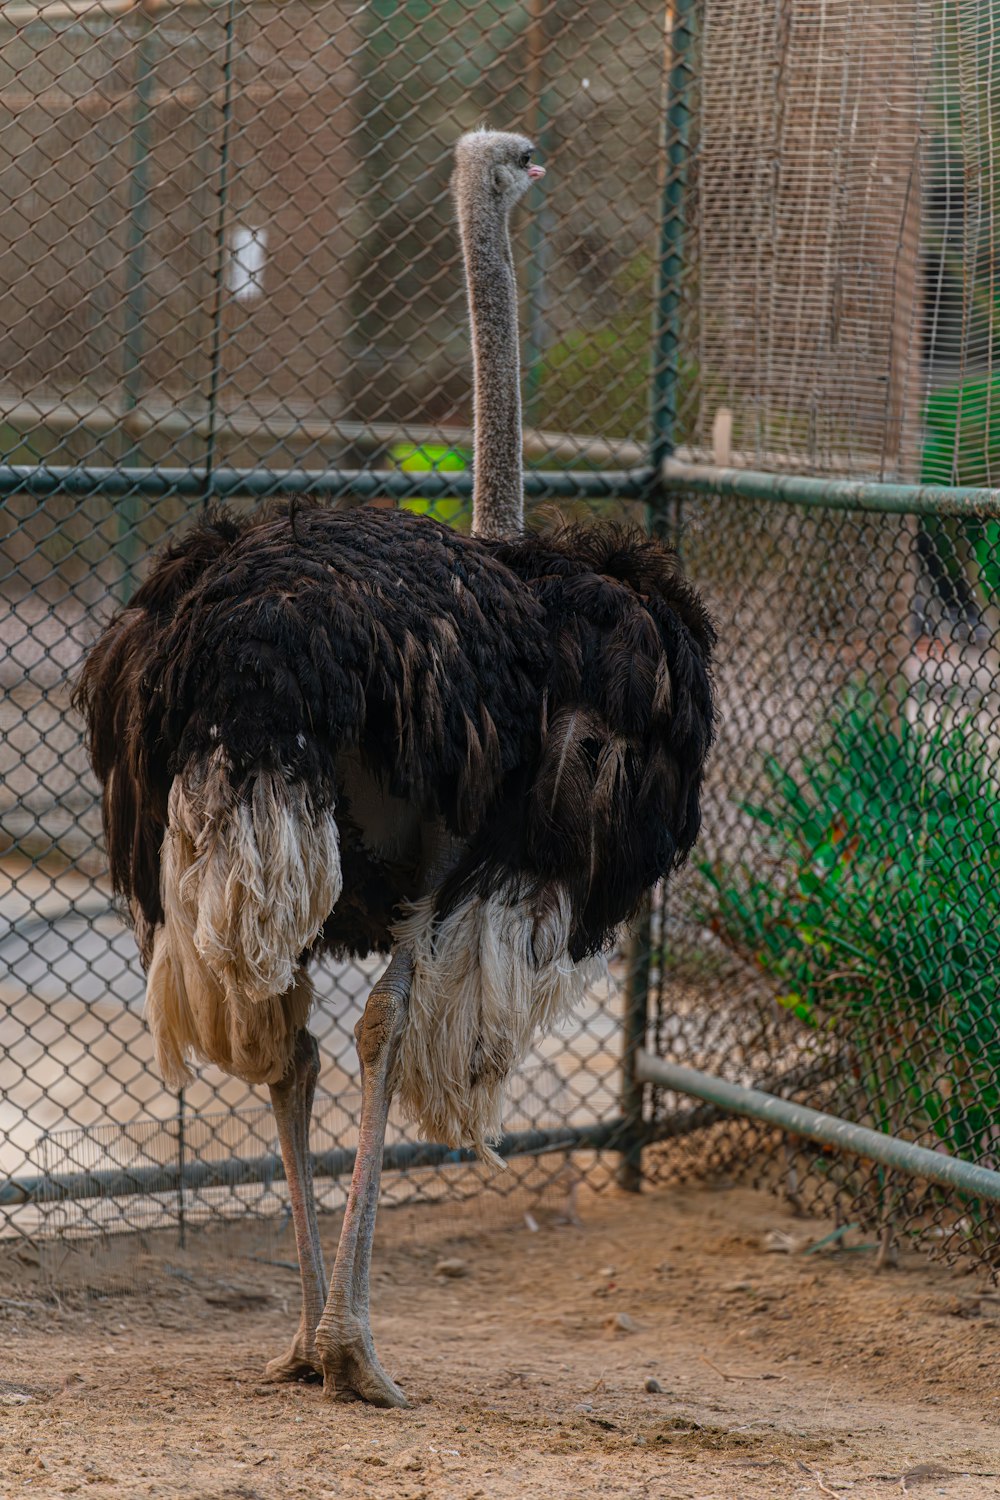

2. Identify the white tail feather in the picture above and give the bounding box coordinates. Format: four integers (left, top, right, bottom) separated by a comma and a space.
146, 754, 340, 1086
392, 883, 597, 1166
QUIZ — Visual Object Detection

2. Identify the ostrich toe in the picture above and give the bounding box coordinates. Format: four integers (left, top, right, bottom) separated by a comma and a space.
318, 1318, 409, 1407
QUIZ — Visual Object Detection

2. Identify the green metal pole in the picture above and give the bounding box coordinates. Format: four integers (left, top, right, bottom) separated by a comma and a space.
635, 1053, 1000, 1204
176, 1087, 187, 1250
617, 0, 698, 1194
204, 0, 237, 500
649, 0, 696, 473
115, 6, 156, 600
119, 12, 154, 443
661, 457, 1000, 518
523, 0, 550, 430
0, 463, 655, 502
17, 459, 1000, 516
0, 1119, 632, 1208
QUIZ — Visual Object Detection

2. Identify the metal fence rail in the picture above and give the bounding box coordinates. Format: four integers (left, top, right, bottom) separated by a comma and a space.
3, 0, 1000, 1274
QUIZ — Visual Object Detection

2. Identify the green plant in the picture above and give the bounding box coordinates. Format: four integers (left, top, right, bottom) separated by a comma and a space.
700, 692, 1000, 1161
392, 442, 470, 530
923, 373, 1000, 491
920, 374, 1000, 607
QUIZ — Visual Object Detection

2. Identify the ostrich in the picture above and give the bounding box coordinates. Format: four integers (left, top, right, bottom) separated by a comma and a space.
75, 130, 715, 1407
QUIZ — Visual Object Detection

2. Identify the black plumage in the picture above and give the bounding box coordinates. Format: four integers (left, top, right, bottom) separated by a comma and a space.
77, 501, 715, 976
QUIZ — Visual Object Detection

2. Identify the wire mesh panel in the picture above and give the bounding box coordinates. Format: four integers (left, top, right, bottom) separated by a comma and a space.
0, 0, 672, 1244
673, 0, 1000, 486
648, 0, 1000, 1268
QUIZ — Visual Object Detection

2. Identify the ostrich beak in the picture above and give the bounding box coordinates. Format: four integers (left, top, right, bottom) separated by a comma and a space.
527, 164, 545, 181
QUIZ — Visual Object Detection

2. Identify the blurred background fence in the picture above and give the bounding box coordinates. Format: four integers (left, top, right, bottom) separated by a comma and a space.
3, 0, 1000, 1274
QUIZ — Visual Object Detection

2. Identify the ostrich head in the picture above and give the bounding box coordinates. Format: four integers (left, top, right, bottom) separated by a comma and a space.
452, 129, 545, 214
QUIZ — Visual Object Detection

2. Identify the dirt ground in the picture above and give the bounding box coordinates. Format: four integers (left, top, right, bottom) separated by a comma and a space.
2, 1180, 1000, 1500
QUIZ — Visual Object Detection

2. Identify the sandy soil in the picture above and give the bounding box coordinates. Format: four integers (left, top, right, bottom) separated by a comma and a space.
2, 1181, 1000, 1499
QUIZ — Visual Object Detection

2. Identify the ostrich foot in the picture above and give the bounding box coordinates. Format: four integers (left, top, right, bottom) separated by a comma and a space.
317, 1317, 408, 1408
263, 1328, 322, 1383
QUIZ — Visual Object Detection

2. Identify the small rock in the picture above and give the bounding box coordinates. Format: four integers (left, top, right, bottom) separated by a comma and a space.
395, 1453, 423, 1473
644, 1376, 663, 1393
575, 1402, 594, 1413
764, 1229, 807, 1255
605, 1311, 638, 1334
599, 1265, 616, 1278
435, 1257, 469, 1279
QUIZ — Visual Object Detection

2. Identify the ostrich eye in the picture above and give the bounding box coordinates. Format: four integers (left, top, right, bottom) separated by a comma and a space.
519, 150, 532, 168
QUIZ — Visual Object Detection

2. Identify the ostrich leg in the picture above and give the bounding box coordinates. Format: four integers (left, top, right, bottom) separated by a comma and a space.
314, 946, 413, 1406
264, 1024, 326, 1381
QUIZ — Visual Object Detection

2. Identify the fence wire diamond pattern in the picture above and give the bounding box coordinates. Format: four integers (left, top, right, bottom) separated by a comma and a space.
3, 0, 1000, 1278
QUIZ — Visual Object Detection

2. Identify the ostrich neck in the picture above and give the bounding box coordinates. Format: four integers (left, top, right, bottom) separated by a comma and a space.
462, 197, 524, 539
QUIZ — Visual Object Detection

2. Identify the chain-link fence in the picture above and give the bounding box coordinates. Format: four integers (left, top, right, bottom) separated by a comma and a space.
645, 0, 1000, 1270
649, 496, 1000, 1268
1, 0, 660, 1246
3, 0, 1000, 1273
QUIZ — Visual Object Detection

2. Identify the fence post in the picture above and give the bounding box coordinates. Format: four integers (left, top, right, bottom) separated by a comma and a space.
116, 4, 156, 602
523, 0, 550, 429
617, 0, 696, 1192
176, 1088, 187, 1250
648, 0, 695, 474
618, 894, 653, 1192
205, 0, 237, 499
